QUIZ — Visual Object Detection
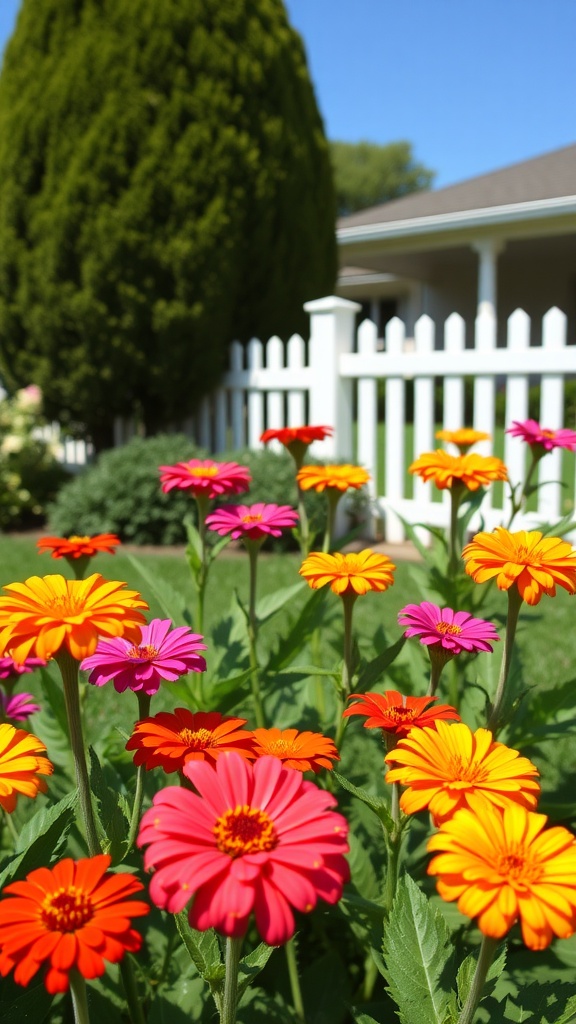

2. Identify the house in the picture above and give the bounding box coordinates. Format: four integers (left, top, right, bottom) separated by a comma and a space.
336, 143, 576, 346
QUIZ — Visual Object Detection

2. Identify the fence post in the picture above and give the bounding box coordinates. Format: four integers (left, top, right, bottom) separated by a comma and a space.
304, 295, 360, 461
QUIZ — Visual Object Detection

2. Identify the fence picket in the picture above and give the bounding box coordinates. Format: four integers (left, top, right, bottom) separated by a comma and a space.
247, 338, 264, 449
413, 315, 435, 511
357, 319, 378, 536
384, 317, 406, 543
287, 334, 306, 426
442, 313, 466, 434
230, 341, 245, 449
266, 336, 284, 436
504, 309, 531, 515
538, 307, 567, 521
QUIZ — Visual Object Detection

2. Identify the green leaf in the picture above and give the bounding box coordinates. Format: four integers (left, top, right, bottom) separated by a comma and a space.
356, 636, 407, 691
124, 551, 188, 624
265, 588, 329, 674
237, 942, 276, 999
255, 580, 306, 626
333, 771, 394, 832
382, 874, 456, 1024
0, 979, 54, 1023
174, 913, 224, 995
502, 984, 576, 1022
0, 792, 77, 888
456, 945, 506, 1012
89, 747, 130, 860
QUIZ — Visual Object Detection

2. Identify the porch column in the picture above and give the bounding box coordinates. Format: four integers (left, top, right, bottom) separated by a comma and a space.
473, 239, 504, 318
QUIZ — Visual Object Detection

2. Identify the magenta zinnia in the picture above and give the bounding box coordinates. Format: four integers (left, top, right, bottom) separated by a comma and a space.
507, 419, 576, 452
138, 752, 350, 945
158, 459, 251, 499
398, 602, 500, 654
80, 619, 207, 695
206, 502, 298, 541
0, 692, 40, 722
0, 655, 46, 680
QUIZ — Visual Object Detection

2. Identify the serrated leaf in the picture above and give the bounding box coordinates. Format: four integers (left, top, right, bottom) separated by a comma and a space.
503, 984, 576, 1022
0, 792, 77, 888
382, 874, 456, 1024
333, 771, 393, 831
237, 942, 276, 999
124, 551, 188, 623
356, 636, 407, 691
89, 747, 130, 860
255, 581, 305, 626
265, 587, 329, 674
174, 913, 224, 1000
456, 944, 506, 1011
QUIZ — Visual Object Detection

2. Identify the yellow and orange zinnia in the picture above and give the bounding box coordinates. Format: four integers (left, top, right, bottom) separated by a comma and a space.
409, 450, 507, 491
462, 526, 576, 605
251, 727, 340, 772
0, 574, 149, 663
296, 464, 370, 493
428, 797, 576, 950
0, 723, 53, 812
299, 550, 396, 596
435, 428, 490, 451
385, 720, 540, 824
37, 533, 121, 560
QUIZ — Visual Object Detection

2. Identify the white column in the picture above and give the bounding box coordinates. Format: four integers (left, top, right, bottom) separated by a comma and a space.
305, 295, 361, 461
473, 239, 504, 318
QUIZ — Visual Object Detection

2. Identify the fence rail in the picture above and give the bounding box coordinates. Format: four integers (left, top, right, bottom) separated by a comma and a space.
186, 296, 576, 543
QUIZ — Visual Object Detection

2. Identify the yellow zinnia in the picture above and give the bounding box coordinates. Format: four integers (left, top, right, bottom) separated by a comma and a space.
462, 526, 576, 605
435, 428, 491, 452
385, 719, 540, 824
0, 574, 149, 663
428, 797, 576, 950
299, 550, 396, 596
296, 464, 370, 493
409, 450, 507, 491
0, 724, 53, 812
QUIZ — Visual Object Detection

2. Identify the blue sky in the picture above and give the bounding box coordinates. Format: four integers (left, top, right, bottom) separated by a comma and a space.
1, 0, 575, 187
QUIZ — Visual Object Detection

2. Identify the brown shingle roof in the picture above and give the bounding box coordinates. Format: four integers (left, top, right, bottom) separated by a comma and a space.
338, 143, 576, 229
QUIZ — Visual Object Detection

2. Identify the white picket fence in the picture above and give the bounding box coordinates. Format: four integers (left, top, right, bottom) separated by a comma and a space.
35, 423, 94, 472
185, 296, 576, 543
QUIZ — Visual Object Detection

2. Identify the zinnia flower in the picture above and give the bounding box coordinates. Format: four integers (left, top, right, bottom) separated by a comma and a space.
398, 602, 500, 654
126, 709, 256, 772
205, 503, 298, 541
158, 459, 251, 499
507, 419, 576, 453
385, 720, 540, 824
299, 549, 396, 595
251, 728, 340, 772
462, 527, 576, 605
261, 426, 333, 447
428, 797, 576, 950
435, 428, 490, 452
0, 723, 52, 812
343, 691, 460, 738
138, 752, 350, 945
409, 451, 507, 491
296, 463, 370, 493
0, 574, 148, 663
0, 691, 40, 722
80, 619, 206, 695
0, 655, 46, 680
0, 854, 149, 992
37, 534, 121, 560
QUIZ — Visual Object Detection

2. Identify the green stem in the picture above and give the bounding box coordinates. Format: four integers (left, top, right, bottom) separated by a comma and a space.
246, 541, 266, 728
507, 450, 541, 529
56, 651, 101, 856
3, 807, 19, 844
341, 593, 356, 699
487, 587, 523, 735
67, 555, 91, 581
427, 652, 450, 697
323, 491, 341, 553
448, 485, 464, 577
126, 693, 151, 854
69, 969, 91, 1024
297, 485, 311, 559
194, 495, 211, 634
221, 936, 243, 1024
457, 935, 499, 1024
285, 937, 306, 1021
383, 736, 403, 915
119, 956, 147, 1024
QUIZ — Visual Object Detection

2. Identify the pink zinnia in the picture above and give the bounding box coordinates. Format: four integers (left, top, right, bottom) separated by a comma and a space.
205, 502, 298, 541
398, 602, 500, 654
158, 460, 251, 499
80, 619, 207, 695
506, 420, 576, 453
138, 752, 350, 945
0, 691, 40, 722
0, 656, 46, 681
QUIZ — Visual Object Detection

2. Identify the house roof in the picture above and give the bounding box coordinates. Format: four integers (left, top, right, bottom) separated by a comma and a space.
338, 143, 576, 231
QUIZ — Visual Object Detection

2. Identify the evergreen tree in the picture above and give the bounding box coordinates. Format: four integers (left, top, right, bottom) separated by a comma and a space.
0, 0, 337, 446
331, 140, 434, 215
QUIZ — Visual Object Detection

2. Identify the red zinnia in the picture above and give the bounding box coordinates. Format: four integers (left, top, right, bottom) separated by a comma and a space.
251, 727, 340, 772
37, 534, 121, 560
126, 709, 256, 772
205, 503, 298, 541
343, 690, 460, 737
0, 855, 149, 993
158, 459, 251, 499
138, 752, 349, 945
260, 426, 333, 447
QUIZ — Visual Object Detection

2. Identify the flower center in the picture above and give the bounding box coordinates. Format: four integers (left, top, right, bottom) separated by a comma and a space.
187, 466, 218, 477
179, 726, 215, 750
126, 644, 159, 662
241, 514, 263, 524
67, 535, 91, 544
436, 621, 462, 635
514, 544, 537, 564
263, 738, 295, 756
541, 430, 555, 439
386, 706, 417, 724
47, 594, 84, 616
41, 887, 94, 932
496, 845, 542, 884
447, 756, 488, 786
214, 804, 278, 858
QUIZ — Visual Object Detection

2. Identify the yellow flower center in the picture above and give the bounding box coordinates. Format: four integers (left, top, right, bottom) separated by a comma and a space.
496, 846, 542, 885
263, 738, 296, 756
447, 756, 488, 787
386, 707, 417, 725
179, 726, 215, 750
214, 805, 278, 858
436, 622, 462, 635
186, 466, 218, 477
41, 887, 94, 932
47, 594, 84, 616
241, 514, 263, 524
67, 536, 91, 544
541, 430, 555, 439
126, 644, 159, 662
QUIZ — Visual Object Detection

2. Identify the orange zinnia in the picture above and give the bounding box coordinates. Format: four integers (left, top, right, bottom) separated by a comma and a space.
0, 854, 149, 992
409, 450, 507, 491
385, 720, 540, 824
462, 526, 576, 605
299, 550, 395, 595
428, 797, 576, 950
0, 574, 148, 663
343, 691, 460, 737
0, 724, 53, 812
37, 534, 121, 560
435, 428, 490, 451
251, 727, 340, 772
126, 709, 256, 773
296, 464, 370, 493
